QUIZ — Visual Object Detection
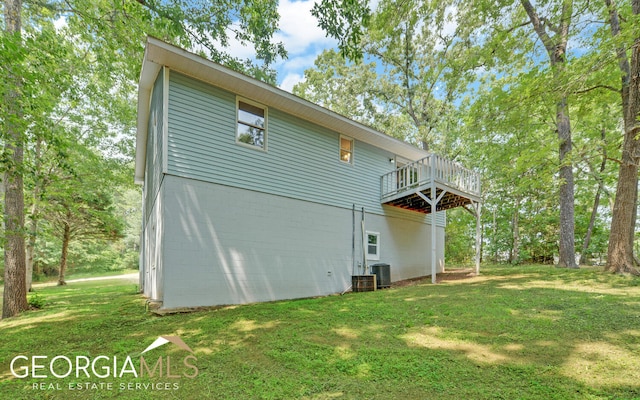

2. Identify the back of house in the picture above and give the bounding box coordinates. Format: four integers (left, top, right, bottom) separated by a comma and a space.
135, 38, 480, 309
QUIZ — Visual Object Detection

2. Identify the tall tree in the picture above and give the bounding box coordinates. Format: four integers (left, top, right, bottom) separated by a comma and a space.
47, 186, 123, 286
20, 17, 80, 291
520, 0, 577, 268
605, 0, 640, 275
2, 0, 28, 318
40, 135, 124, 285
302, 0, 477, 153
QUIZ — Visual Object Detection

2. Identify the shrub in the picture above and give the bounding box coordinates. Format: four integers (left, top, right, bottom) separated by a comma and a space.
27, 292, 47, 309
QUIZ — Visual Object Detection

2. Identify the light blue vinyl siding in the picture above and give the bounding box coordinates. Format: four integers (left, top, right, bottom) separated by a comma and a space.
143, 68, 165, 224
166, 71, 444, 226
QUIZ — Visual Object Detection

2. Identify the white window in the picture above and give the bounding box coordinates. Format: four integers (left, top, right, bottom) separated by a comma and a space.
237, 98, 267, 150
366, 231, 380, 260
340, 136, 354, 164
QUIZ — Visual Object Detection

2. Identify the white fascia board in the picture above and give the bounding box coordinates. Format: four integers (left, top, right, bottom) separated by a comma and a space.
135, 37, 429, 183
135, 44, 161, 184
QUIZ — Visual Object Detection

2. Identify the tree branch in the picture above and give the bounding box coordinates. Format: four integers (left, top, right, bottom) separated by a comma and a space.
520, 0, 555, 54
575, 85, 621, 95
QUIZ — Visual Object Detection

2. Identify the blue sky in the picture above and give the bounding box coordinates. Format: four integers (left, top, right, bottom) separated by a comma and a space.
221, 0, 339, 92
53, 1, 338, 93
273, 0, 339, 91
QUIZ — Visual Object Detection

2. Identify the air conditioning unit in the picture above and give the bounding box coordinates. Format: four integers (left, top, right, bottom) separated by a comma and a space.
370, 263, 391, 289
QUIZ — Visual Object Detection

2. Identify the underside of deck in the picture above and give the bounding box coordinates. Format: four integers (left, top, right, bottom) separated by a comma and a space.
383, 185, 476, 214
382, 180, 480, 214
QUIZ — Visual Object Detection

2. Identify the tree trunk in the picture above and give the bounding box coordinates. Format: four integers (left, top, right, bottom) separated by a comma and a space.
580, 128, 608, 265
2, 0, 28, 319
581, 190, 602, 266
556, 97, 578, 268
511, 197, 520, 264
521, 0, 577, 269
58, 221, 71, 286
581, 189, 602, 266
25, 138, 43, 292
607, 156, 640, 275
605, 0, 640, 275
25, 207, 37, 292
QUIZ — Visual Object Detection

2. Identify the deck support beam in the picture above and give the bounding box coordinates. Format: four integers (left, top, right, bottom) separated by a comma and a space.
472, 200, 482, 275
416, 182, 447, 284
382, 155, 482, 282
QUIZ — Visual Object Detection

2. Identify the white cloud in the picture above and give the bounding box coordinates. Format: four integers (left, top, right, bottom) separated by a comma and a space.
277, 53, 320, 73
54, 16, 67, 31
280, 73, 305, 93
275, 0, 336, 55
207, 28, 258, 61
196, 1, 335, 92
274, 0, 338, 90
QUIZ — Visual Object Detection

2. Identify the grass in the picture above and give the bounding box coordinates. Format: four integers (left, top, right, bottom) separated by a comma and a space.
0, 269, 139, 287
35, 269, 139, 284
1, 265, 640, 399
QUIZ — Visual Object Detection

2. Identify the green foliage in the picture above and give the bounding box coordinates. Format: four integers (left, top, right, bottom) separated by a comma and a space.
304, 0, 631, 265
445, 208, 476, 265
311, 0, 371, 60
300, 0, 481, 153
26, 292, 46, 309
3, 0, 287, 286
58, 0, 286, 83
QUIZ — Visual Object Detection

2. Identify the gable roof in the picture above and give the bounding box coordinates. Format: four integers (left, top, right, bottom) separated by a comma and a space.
135, 37, 429, 184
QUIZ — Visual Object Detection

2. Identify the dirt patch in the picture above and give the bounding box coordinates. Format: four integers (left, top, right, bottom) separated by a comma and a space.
437, 268, 478, 282
392, 268, 477, 288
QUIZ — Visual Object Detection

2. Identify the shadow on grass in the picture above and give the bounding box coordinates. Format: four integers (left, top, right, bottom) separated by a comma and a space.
1, 266, 639, 399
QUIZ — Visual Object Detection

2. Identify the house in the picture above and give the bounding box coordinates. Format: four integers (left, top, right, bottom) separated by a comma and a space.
135, 37, 481, 309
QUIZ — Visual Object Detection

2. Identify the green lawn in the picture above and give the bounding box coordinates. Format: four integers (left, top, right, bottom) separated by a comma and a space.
1, 265, 639, 399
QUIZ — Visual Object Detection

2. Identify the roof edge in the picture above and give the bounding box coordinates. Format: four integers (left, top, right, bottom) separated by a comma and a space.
135, 37, 428, 184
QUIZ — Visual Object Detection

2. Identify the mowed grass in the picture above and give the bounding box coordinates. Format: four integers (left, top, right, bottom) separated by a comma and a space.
1, 265, 640, 400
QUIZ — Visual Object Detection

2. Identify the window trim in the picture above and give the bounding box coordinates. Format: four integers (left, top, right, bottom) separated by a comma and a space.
339, 135, 354, 165
366, 231, 380, 261
236, 97, 268, 151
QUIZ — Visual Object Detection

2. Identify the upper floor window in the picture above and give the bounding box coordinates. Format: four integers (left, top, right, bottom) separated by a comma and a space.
340, 136, 354, 164
237, 98, 267, 150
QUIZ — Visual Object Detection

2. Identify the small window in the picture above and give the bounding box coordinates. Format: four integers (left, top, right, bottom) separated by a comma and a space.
366, 231, 380, 260
237, 99, 267, 150
340, 136, 354, 164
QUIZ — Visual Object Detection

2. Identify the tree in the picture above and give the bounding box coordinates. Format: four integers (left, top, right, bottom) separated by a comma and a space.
312, 0, 371, 61
43, 144, 124, 285
2, 0, 28, 318
301, 0, 478, 153
605, 0, 640, 275
461, 72, 561, 264
1, 0, 287, 317
20, 18, 80, 291
519, 0, 577, 268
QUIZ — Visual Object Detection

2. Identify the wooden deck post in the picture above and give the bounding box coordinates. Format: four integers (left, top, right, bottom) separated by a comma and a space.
415, 155, 444, 284
383, 154, 482, 283
431, 190, 437, 284
474, 200, 482, 275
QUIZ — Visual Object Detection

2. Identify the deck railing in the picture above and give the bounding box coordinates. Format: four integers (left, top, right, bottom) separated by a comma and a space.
381, 155, 481, 201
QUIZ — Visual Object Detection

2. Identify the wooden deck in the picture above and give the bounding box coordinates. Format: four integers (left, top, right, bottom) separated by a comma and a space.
381, 155, 481, 214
